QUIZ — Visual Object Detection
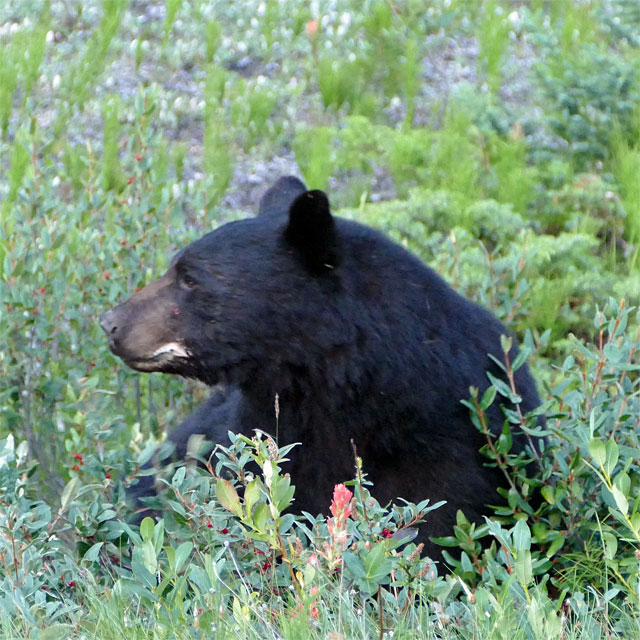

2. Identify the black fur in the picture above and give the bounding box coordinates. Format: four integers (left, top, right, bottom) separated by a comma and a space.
102, 177, 542, 558
258, 175, 306, 217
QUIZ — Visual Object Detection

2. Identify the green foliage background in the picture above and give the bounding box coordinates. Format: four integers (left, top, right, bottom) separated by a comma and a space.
1, 0, 640, 637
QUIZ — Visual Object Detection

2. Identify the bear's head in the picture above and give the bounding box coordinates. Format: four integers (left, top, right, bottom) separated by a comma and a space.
100, 185, 351, 388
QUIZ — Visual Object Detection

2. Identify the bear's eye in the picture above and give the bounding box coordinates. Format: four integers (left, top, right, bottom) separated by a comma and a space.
179, 274, 198, 290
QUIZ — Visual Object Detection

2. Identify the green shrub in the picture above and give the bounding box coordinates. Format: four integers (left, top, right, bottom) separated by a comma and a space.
3, 0, 640, 635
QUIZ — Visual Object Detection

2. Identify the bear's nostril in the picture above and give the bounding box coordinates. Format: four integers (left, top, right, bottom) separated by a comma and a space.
99, 311, 118, 336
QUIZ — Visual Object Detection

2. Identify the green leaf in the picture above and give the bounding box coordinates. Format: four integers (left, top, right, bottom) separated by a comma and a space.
175, 541, 193, 574
511, 348, 530, 372
252, 502, 270, 533
614, 471, 630, 495
171, 466, 186, 487
216, 479, 243, 517
602, 531, 618, 560
611, 486, 628, 515
152, 518, 165, 553
588, 438, 606, 468
140, 516, 155, 541
546, 533, 565, 558
165, 545, 175, 570
540, 485, 555, 505
486, 372, 512, 399
480, 385, 497, 410
60, 477, 80, 511
362, 542, 393, 585
343, 551, 366, 579
120, 578, 159, 602
128, 555, 157, 591
278, 513, 296, 534
513, 519, 531, 551
604, 439, 618, 475
83, 541, 104, 563
273, 475, 296, 512
244, 478, 262, 515
141, 539, 158, 575
514, 549, 532, 586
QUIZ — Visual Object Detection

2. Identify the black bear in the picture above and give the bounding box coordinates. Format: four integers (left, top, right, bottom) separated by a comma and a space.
100, 176, 541, 558
121, 178, 307, 508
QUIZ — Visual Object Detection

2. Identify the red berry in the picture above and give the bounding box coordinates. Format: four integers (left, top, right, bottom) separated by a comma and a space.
220, 527, 229, 534
382, 528, 393, 538
127, 176, 134, 184
207, 522, 213, 528
67, 581, 75, 588
71, 464, 80, 471
105, 473, 111, 479
135, 155, 142, 162
39, 286, 46, 293
261, 561, 271, 571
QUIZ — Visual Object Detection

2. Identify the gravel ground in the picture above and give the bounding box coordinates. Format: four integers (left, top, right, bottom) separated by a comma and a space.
1, 0, 551, 213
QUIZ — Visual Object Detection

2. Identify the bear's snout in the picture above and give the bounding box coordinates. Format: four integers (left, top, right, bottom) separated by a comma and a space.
99, 309, 118, 337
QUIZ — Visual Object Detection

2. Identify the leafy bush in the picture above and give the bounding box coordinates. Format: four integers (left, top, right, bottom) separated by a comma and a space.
2, 302, 640, 636
443, 301, 640, 621
3, 0, 640, 636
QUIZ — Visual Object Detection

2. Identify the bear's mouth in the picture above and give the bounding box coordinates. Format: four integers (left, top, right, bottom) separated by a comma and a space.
122, 342, 192, 371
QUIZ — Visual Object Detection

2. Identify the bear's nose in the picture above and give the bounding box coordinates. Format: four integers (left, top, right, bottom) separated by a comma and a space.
99, 310, 118, 335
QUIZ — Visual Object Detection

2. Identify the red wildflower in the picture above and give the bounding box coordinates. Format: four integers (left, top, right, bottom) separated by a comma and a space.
325, 484, 354, 567
71, 464, 80, 471
306, 20, 319, 37
330, 484, 353, 520
127, 176, 134, 184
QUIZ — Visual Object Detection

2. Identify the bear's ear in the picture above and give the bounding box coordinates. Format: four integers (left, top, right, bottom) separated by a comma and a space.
258, 176, 307, 217
285, 190, 341, 273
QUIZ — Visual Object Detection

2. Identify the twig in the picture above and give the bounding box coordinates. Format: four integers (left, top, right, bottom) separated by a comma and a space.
472, 394, 518, 493
351, 440, 372, 529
